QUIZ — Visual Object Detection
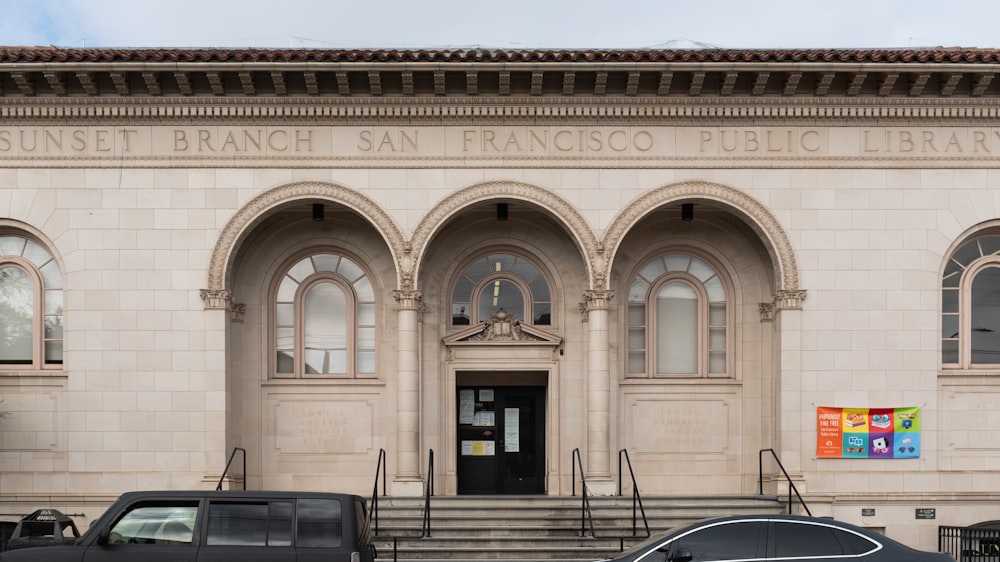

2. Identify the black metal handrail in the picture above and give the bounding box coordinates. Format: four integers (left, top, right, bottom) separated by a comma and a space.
618, 449, 651, 540
216, 447, 246, 491
370, 448, 387, 534
421, 449, 434, 537
571, 448, 596, 538
758, 448, 811, 516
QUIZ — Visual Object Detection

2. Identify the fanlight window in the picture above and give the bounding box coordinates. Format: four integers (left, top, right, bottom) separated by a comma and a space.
627, 253, 728, 377
274, 253, 375, 377
452, 253, 551, 326
0, 234, 63, 369
942, 234, 1000, 367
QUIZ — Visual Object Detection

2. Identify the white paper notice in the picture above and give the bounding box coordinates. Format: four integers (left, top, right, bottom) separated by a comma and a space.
505, 408, 520, 452
459, 389, 475, 424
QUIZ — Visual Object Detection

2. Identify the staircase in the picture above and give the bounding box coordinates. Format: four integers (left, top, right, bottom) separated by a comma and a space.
371, 495, 787, 562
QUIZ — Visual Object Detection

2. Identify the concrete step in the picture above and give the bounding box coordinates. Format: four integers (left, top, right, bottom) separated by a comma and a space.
370, 494, 786, 561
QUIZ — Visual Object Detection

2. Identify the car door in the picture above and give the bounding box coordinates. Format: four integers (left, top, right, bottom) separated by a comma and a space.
765, 520, 876, 562
195, 499, 294, 562
82, 501, 200, 562
660, 519, 767, 562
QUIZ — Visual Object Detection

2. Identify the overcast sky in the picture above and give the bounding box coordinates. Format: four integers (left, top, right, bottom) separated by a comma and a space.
2, 0, 999, 50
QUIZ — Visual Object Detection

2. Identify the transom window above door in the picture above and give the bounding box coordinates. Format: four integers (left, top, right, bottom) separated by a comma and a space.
627, 252, 729, 378
451, 253, 552, 326
273, 252, 375, 378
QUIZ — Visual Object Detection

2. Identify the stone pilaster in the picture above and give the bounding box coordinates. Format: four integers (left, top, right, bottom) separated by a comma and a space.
582, 290, 614, 490
393, 289, 423, 492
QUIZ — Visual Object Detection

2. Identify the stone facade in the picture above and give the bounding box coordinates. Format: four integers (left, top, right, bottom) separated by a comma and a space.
1, 47, 1000, 549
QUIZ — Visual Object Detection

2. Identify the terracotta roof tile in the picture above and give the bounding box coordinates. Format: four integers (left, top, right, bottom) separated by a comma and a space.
1, 46, 1000, 64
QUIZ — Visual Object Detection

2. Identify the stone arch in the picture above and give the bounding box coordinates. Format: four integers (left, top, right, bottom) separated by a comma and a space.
410, 181, 601, 289
604, 181, 800, 294
205, 181, 406, 305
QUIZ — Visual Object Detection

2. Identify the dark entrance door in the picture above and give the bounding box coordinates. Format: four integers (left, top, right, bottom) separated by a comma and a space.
457, 384, 545, 494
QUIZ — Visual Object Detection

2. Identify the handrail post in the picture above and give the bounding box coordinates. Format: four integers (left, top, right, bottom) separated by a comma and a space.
618, 449, 650, 539
370, 449, 386, 535
216, 447, 246, 491
758, 448, 811, 516
571, 448, 596, 538
421, 449, 434, 538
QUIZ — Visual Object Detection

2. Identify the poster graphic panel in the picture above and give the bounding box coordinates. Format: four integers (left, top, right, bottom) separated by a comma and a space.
816, 407, 920, 459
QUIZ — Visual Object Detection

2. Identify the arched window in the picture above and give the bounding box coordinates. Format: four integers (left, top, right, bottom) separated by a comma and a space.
627, 252, 728, 378
0, 234, 63, 370
273, 252, 375, 378
942, 234, 1000, 368
451, 253, 551, 326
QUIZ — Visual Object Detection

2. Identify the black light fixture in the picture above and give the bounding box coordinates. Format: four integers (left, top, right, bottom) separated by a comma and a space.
312, 203, 325, 222
681, 203, 694, 222
497, 202, 509, 221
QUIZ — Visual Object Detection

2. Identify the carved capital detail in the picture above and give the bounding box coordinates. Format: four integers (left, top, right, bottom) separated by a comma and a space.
759, 302, 775, 322
200, 289, 231, 310
393, 289, 423, 311
230, 303, 246, 323
582, 290, 615, 313
774, 289, 807, 310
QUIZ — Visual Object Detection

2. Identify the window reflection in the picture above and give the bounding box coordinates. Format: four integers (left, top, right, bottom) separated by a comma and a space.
0, 235, 63, 368
452, 253, 551, 326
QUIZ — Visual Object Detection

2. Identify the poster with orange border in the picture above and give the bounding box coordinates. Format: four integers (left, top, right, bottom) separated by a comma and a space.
816, 407, 920, 459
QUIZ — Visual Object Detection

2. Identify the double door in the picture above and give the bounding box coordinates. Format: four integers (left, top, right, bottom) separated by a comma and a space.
456, 385, 545, 494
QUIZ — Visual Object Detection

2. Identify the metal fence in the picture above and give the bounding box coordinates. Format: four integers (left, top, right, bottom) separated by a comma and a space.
940, 526, 1000, 562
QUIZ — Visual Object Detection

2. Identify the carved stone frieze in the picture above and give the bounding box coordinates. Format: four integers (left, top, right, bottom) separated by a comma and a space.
465, 310, 542, 342
205, 181, 407, 300
410, 180, 600, 287
603, 180, 799, 294
445, 309, 562, 347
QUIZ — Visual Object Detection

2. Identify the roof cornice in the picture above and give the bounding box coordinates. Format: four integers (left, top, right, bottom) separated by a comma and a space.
1, 47, 998, 112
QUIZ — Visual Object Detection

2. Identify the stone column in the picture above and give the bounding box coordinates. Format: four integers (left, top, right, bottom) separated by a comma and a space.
583, 290, 614, 491
393, 289, 423, 493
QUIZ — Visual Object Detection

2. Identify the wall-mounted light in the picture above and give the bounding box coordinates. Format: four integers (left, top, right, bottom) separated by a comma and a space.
312, 203, 325, 222
497, 202, 509, 221
681, 203, 694, 222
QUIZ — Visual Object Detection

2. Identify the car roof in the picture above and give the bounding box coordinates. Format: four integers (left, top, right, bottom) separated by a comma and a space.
114, 490, 365, 501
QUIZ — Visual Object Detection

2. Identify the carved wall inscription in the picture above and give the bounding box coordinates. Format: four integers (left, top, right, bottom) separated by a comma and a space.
3, 126, 1000, 160
628, 398, 731, 454
274, 399, 373, 454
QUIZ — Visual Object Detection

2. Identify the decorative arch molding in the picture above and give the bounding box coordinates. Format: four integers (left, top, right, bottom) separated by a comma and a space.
410, 181, 601, 288
604, 181, 800, 296
204, 181, 406, 308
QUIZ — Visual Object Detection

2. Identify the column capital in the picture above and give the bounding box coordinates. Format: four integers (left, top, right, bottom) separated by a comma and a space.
393, 289, 424, 311
582, 290, 614, 313
200, 288, 231, 310
774, 289, 807, 310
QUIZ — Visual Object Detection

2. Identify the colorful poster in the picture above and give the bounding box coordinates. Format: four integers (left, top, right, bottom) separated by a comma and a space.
816, 407, 920, 459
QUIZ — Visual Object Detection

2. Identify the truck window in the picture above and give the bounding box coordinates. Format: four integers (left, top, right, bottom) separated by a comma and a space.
296, 498, 342, 548
206, 500, 293, 546
108, 504, 197, 545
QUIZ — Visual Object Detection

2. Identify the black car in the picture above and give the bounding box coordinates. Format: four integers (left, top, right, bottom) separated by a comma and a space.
0, 490, 375, 562
603, 514, 954, 562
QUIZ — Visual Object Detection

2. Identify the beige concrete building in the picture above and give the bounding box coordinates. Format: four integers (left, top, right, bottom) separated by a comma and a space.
1, 46, 999, 549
